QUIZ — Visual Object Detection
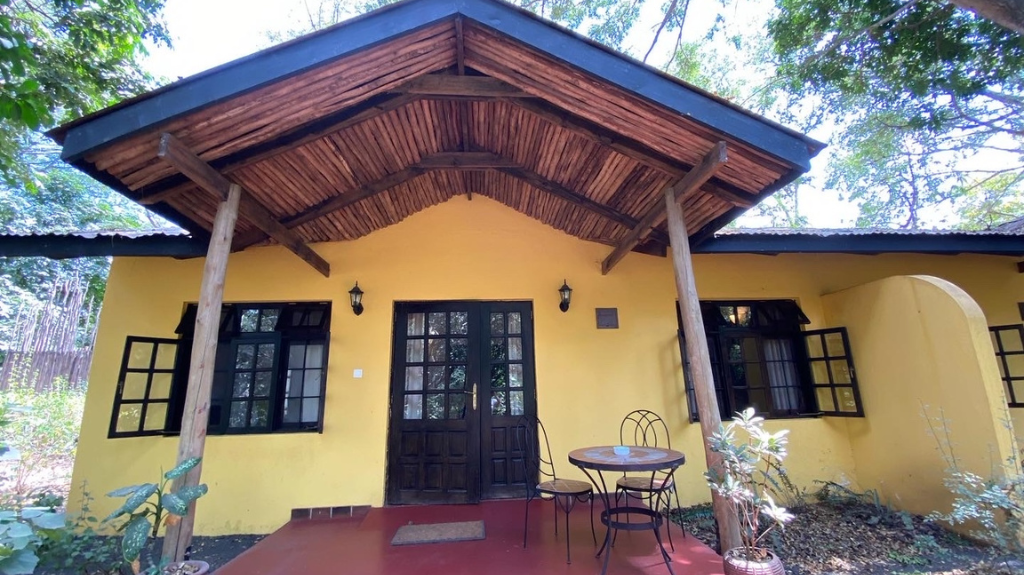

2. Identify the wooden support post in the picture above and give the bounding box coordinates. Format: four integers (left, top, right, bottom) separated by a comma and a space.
663, 186, 743, 553
161, 184, 242, 562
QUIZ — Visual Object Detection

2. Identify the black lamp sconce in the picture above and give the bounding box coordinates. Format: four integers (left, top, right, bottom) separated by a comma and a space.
349, 282, 364, 316
558, 280, 572, 313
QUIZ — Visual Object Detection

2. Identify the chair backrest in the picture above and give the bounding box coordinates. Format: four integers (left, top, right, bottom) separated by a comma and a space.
514, 415, 557, 484
620, 409, 671, 449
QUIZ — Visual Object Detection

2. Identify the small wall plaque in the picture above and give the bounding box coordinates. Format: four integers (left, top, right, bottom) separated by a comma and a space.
596, 308, 619, 329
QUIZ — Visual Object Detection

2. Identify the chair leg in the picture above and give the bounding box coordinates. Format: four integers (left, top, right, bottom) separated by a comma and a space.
523, 492, 531, 549
563, 496, 572, 564
589, 493, 597, 546
660, 490, 675, 552
673, 485, 684, 538
552, 497, 558, 538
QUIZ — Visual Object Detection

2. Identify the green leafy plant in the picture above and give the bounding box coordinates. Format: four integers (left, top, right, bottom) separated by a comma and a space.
104, 458, 207, 571
0, 506, 66, 574
37, 486, 125, 575
705, 407, 795, 562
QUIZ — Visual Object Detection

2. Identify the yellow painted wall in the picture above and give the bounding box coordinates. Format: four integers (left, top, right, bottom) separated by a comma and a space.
71, 195, 1024, 535
822, 276, 1019, 516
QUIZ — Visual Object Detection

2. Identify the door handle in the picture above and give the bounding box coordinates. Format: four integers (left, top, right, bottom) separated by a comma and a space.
465, 383, 477, 410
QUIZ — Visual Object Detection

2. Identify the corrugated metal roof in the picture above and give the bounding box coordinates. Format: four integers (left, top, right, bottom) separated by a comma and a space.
716, 226, 1024, 237
0, 227, 189, 239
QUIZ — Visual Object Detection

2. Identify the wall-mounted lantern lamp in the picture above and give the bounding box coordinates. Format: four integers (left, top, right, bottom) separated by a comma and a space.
558, 280, 572, 313
349, 282, 364, 316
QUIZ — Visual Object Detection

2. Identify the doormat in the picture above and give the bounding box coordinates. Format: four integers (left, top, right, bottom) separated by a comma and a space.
390, 520, 486, 546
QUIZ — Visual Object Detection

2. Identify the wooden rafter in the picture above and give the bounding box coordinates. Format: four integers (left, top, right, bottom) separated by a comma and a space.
455, 18, 473, 200
158, 133, 331, 277
395, 75, 532, 98
233, 151, 668, 250
138, 92, 420, 205
602, 142, 728, 275
510, 98, 754, 209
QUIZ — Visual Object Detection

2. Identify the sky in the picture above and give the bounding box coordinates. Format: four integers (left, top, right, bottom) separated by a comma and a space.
141, 0, 859, 228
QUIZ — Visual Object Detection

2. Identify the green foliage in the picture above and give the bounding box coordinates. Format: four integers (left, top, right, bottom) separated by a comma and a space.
705, 407, 795, 560
954, 173, 1024, 230
104, 458, 207, 564
0, 507, 66, 575
0, 0, 170, 188
36, 487, 125, 575
814, 480, 914, 528
927, 411, 1024, 553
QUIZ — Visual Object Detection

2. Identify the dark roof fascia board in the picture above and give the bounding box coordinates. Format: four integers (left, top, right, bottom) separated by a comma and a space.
689, 167, 805, 246
0, 234, 208, 259
693, 233, 1024, 256
55, 0, 818, 171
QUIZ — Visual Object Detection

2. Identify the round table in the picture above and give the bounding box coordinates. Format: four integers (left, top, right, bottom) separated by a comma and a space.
568, 446, 686, 575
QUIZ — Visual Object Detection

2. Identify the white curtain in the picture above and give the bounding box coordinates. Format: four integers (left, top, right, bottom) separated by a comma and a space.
763, 339, 801, 412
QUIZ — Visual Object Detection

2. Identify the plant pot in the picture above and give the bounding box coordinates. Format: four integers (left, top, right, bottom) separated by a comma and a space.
162, 560, 210, 575
722, 548, 785, 575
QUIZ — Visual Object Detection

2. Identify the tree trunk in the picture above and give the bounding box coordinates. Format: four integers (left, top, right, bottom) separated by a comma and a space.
663, 188, 743, 552
949, 0, 1024, 34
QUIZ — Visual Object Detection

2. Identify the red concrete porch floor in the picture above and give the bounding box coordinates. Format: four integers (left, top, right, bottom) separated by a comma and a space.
216, 499, 725, 575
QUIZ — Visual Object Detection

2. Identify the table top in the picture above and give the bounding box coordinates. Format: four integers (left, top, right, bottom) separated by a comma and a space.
568, 445, 686, 472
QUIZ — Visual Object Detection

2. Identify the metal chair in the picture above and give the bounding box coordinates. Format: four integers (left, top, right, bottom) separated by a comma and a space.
515, 415, 596, 564
615, 409, 683, 551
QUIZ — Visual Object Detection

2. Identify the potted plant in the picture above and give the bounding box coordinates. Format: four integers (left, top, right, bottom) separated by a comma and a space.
104, 457, 209, 575
705, 408, 794, 575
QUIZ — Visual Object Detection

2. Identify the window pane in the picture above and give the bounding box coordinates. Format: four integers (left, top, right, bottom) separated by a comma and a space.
406, 339, 424, 363
491, 364, 507, 388
286, 370, 303, 397
490, 338, 505, 361
128, 342, 153, 369
449, 365, 466, 390
143, 403, 167, 431
405, 367, 423, 391
283, 398, 300, 423
491, 392, 507, 415
150, 373, 172, 399
255, 372, 272, 396
1001, 329, 1023, 352
306, 310, 324, 327
836, 387, 858, 412
426, 366, 445, 390
404, 395, 423, 419
301, 398, 319, 423
116, 405, 142, 433
303, 370, 321, 396
1013, 381, 1024, 402
305, 344, 324, 368
449, 394, 466, 419
1007, 354, 1024, 377
509, 364, 523, 388
428, 312, 446, 335
490, 313, 505, 335
508, 312, 521, 334
229, 401, 248, 428
259, 309, 280, 332
240, 309, 260, 332
123, 373, 148, 400
510, 391, 524, 416
250, 400, 270, 427
449, 338, 468, 362
233, 373, 252, 398
450, 312, 468, 335
810, 360, 830, 384
427, 339, 446, 362
825, 332, 846, 357
235, 344, 255, 369
508, 338, 522, 361
256, 344, 275, 369
806, 335, 824, 359
816, 388, 836, 412
426, 394, 444, 420
830, 360, 852, 384
407, 313, 425, 336
155, 343, 176, 370
289, 344, 305, 368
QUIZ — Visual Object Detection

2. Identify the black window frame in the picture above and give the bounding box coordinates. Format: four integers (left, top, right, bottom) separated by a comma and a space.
110, 301, 331, 439
990, 324, 1024, 408
109, 337, 180, 438
677, 300, 864, 421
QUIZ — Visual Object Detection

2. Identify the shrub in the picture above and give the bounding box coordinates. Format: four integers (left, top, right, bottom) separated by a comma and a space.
37, 487, 125, 575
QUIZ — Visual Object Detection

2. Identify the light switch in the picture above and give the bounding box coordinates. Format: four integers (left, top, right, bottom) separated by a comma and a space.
353, 369, 363, 378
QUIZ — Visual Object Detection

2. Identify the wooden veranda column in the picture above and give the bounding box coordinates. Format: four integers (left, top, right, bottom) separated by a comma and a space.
664, 188, 743, 553
162, 184, 242, 562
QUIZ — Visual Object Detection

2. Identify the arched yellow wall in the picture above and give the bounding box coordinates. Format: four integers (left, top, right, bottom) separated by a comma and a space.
70, 196, 1024, 534
822, 275, 1019, 515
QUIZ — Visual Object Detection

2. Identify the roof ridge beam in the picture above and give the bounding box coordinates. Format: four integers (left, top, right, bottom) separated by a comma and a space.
158, 133, 331, 277
602, 142, 728, 275
394, 74, 532, 97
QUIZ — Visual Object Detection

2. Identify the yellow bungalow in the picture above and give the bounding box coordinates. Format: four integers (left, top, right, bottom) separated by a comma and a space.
22, 0, 1023, 559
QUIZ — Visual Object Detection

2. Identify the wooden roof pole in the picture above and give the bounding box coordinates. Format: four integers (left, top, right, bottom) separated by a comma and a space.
602, 142, 727, 275
161, 183, 241, 563
663, 182, 743, 554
